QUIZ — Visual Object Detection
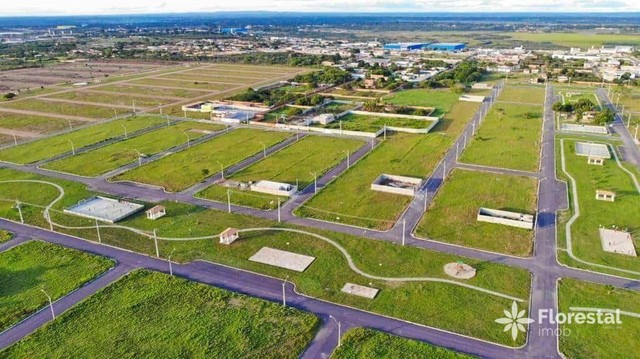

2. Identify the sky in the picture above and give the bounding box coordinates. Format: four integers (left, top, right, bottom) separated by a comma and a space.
1, 0, 639, 16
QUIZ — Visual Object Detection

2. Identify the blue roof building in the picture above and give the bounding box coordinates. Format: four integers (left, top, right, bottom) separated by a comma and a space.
383, 43, 430, 51
426, 43, 466, 52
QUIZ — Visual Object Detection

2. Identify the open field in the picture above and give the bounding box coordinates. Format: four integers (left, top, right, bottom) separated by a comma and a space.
197, 135, 363, 209
0, 168, 531, 346
297, 101, 480, 229
416, 169, 538, 256
0, 98, 126, 119
382, 89, 460, 117
91, 83, 208, 98
498, 86, 545, 104
47, 91, 164, 109
0, 112, 83, 135
315, 113, 432, 132
459, 102, 542, 172
127, 78, 231, 91
557, 138, 640, 275
509, 31, 640, 48
0, 240, 113, 333
559, 278, 640, 359
0, 115, 166, 164
2, 270, 318, 358
43, 121, 224, 177
160, 73, 259, 84
112, 128, 292, 192
333, 328, 474, 358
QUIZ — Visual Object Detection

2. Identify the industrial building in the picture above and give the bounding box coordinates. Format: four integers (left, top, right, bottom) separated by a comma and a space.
383, 43, 430, 51
383, 42, 466, 52
426, 43, 466, 52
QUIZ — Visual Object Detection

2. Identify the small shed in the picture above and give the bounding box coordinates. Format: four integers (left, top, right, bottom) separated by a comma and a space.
588, 156, 605, 165
220, 228, 239, 245
595, 190, 616, 202
146, 205, 166, 220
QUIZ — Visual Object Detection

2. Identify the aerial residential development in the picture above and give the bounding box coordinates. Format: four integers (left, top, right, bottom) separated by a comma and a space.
0, 4, 639, 359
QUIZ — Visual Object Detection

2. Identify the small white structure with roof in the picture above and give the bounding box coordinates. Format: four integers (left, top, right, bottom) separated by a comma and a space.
250, 180, 298, 197
477, 207, 535, 230
146, 205, 166, 220
219, 228, 240, 245
595, 190, 616, 202
371, 174, 423, 196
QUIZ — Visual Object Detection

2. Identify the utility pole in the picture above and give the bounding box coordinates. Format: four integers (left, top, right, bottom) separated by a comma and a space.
68, 140, 75, 155
121, 124, 128, 139
260, 141, 266, 158
311, 172, 318, 194
95, 219, 101, 243
16, 200, 23, 223
168, 248, 176, 276
329, 315, 341, 347
11, 131, 17, 146
402, 219, 406, 246
345, 150, 350, 168
217, 161, 224, 180
227, 189, 232, 213
153, 229, 159, 257
282, 276, 289, 307
277, 199, 281, 223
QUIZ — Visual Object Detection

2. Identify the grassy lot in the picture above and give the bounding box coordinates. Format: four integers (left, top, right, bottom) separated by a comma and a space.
2, 270, 317, 358
127, 78, 231, 91
333, 328, 474, 358
92, 83, 208, 98
0, 99, 125, 119
112, 128, 292, 192
321, 102, 357, 114
0, 229, 12, 243
0, 240, 113, 333
459, 102, 542, 172
559, 278, 640, 359
0, 112, 84, 134
315, 113, 434, 132
557, 138, 640, 275
0, 168, 531, 347
47, 91, 163, 108
559, 90, 600, 108
615, 88, 640, 126
197, 135, 363, 209
161, 73, 259, 84
509, 31, 640, 47
382, 89, 460, 117
43, 121, 224, 177
297, 101, 480, 229
498, 86, 545, 104
416, 169, 538, 257
0, 115, 166, 164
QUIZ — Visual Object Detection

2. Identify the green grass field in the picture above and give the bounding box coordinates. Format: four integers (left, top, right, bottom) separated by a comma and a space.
112, 128, 292, 192
0, 229, 12, 243
557, 138, 640, 275
161, 73, 260, 85
416, 169, 538, 256
0, 168, 531, 346
315, 113, 434, 132
0, 99, 126, 119
2, 270, 318, 358
47, 91, 163, 108
0, 115, 166, 164
0, 112, 83, 134
382, 89, 460, 117
197, 135, 363, 209
459, 102, 542, 171
127, 78, 232, 91
509, 31, 640, 47
297, 101, 480, 230
92, 83, 208, 98
43, 121, 224, 177
498, 86, 545, 104
559, 278, 640, 359
333, 328, 474, 358
0, 240, 113, 333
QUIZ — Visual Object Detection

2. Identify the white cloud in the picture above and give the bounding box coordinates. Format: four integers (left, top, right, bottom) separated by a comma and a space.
0, 0, 638, 15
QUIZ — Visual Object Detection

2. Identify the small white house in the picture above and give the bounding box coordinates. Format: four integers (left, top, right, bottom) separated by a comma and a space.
145, 205, 166, 220
219, 228, 239, 245
250, 180, 298, 197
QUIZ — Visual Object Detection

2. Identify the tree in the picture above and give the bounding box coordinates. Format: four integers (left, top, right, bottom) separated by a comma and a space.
594, 108, 615, 125
201, 168, 210, 177
3, 93, 16, 100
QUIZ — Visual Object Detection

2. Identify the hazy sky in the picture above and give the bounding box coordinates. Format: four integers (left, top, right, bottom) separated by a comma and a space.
1, 0, 639, 16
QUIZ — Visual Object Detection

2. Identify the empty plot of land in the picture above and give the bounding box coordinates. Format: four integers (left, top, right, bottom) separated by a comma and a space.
112, 128, 292, 192
0, 112, 83, 135
44, 121, 224, 176
126, 78, 230, 91
460, 102, 542, 172
498, 86, 545, 104
46, 91, 165, 109
198, 135, 363, 209
2, 270, 318, 358
382, 89, 460, 117
316, 113, 434, 132
159, 73, 258, 85
0, 240, 113, 333
0, 115, 166, 164
0, 98, 126, 120
416, 169, 538, 256
92, 83, 209, 98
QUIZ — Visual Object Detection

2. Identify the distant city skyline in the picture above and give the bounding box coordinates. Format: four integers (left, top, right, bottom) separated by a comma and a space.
1, 0, 639, 16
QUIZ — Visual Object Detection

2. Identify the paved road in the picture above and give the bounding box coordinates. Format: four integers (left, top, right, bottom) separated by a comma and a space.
596, 88, 640, 167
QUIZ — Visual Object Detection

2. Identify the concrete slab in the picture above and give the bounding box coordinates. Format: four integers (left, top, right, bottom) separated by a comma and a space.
599, 228, 637, 256
249, 247, 315, 272
575, 142, 611, 158
341, 283, 379, 299
64, 196, 144, 223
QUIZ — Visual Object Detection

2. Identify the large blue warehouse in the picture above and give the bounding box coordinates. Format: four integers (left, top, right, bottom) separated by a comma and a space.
383, 43, 430, 51
426, 43, 466, 52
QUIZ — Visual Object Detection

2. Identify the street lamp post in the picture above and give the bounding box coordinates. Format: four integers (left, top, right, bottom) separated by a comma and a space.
121, 124, 128, 139
217, 160, 224, 180
95, 219, 101, 243
168, 248, 176, 276
259, 141, 266, 158
16, 200, 23, 223
227, 189, 232, 213
329, 315, 341, 347
134, 149, 143, 166
66, 119, 73, 130
11, 131, 17, 146
402, 219, 406, 246
183, 131, 191, 147
67, 139, 75, 155
310, 172, 317, 194
282, 275, 289, 307
277, 198, 281, 223
41, 289, 55, 319
153, 229, 159, 257
344, 150, 350, 168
